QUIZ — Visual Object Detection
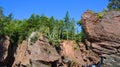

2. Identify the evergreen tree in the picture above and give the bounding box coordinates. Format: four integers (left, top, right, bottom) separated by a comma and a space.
70, 18, 75, 40
0, 7, 4, 18
0, 6, 87, 46
64, 11, 70, 40
59, 20, 65, 39
107, 0, 120, 10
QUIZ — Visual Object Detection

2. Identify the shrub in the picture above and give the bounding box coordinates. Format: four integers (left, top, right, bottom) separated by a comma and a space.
30, 33, 39, 45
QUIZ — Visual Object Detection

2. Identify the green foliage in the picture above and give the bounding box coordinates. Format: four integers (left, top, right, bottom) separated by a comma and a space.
30, 33, 39, 45
74, 43, 80, 50
0, 7, 86, 46
64, 11, 70, 40
49, 38, 60, 46
97, 10, 107, 19
107, 0, 120, 10
0, 7, 4, 18
75, 31, 85, 43
97, 12, 104, 18
1, 1, 118, 55
77, 20, 82, 26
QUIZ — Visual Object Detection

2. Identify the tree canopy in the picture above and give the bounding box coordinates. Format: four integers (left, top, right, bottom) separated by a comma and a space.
107, 0, 120, 10
0, 8, 84, 46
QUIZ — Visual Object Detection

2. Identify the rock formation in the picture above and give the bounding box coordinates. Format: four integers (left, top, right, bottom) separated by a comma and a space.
82, 10, 120, 67
1, 10, 120, 67
60, 40, 99, 67
0, 36, 14, 67
12, 32, 99, 67
12, 32, 60, 67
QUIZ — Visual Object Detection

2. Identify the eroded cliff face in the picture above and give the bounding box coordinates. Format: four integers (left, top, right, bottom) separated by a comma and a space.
0, 35, 100, 67
0, 36, 10, 66
60, 40, 99, 67
0, 36, 15, 67
12, 32, 60, 67
1, 10, 120, 67
82, 10, 120, 67
12, 32, 99, 67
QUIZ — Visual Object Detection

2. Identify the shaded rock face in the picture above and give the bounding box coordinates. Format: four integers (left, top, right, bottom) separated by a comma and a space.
12, 32, 100, 67
82, 10, 120, 66
12, 32, 60, 67
0, 36, 10, 66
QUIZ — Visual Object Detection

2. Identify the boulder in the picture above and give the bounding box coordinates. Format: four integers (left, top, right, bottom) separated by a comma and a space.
12, 32, 60, 67
82, 10, 120, 66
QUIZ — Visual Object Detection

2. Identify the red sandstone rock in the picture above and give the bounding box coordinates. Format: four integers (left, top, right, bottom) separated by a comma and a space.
82, 10, 120, 66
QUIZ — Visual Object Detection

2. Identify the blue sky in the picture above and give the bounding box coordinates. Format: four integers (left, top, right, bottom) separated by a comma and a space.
0, 0, 108, 21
